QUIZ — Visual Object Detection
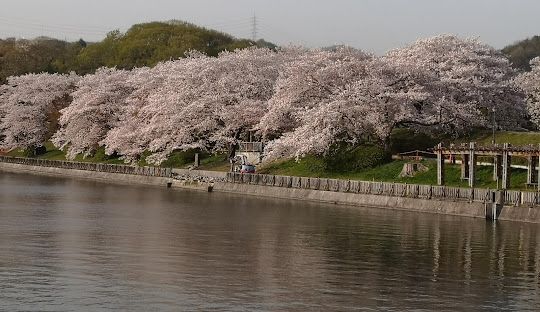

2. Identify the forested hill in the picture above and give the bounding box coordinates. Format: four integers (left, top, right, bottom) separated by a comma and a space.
0, 20, 274, 83
503, 36, 540, 71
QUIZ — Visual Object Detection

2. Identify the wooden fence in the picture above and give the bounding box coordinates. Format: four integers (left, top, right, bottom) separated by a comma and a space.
0, 156, 172, 178
226, 172, 540, 207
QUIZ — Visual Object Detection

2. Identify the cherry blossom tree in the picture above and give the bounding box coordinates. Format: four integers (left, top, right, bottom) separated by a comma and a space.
258, 47, 372, 139
0, 73, 79, 153
262, 36, 526, 161
101, 61, 178, 162
52, 67, 135, 159
385, 35, 526, 134
0, 84, 11, 146
516, 57, 540, 127
106, 47, 294, 164
262, 55, 429, 160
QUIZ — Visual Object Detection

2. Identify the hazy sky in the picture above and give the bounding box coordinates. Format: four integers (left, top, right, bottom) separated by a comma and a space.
1, 0, 538, 54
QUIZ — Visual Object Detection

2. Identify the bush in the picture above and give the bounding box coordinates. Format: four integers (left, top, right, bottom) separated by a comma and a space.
91, 147, 109, 162
160, 149, 203, 168
35, 145, 47, 156
389, 129, 439, 154
324, 144, 390, 172
22, 145, 46, 157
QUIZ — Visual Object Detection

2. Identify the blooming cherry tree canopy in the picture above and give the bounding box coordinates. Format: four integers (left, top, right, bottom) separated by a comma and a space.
262, 53, 429, 160
258, 47, 372, 139
385, 35, 526, 133
108, 47, 294, 164
52, 67, 135, 159
517, 57, 540, 128
0, 73, 79, 151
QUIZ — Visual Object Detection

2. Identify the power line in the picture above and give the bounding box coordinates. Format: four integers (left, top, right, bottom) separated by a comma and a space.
251, 14, 257, 41
203, 17, 254, 29
0, 19, 108, 38
0, 15, 111, 32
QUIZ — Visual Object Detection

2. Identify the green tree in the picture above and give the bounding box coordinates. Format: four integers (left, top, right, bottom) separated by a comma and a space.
503, 36, 540, 71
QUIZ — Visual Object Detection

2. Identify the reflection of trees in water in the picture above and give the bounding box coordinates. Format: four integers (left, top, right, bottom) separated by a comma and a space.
297, 207, 540, 309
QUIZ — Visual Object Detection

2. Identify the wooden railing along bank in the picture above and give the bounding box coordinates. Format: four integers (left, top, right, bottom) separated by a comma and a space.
0, 156, 172, 178
226, 172, 540, 207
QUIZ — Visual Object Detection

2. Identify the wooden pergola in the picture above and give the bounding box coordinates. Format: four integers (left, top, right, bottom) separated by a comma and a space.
434, 143, 540, 190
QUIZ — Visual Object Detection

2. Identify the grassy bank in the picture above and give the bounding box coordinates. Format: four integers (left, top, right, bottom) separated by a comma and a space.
5, 142, 229, 170
256, 130, 538, 190
257, 157, 529, 190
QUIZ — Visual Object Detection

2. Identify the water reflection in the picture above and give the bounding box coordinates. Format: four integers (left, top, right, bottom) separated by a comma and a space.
0, 172, 539, 311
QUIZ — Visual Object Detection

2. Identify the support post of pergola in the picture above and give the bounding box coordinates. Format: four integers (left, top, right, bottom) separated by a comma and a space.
502, 143, 511, 190
493, 155, 502, 182
461, 153, 469, 180
468, 142, 476, 188
436, 143, 445, 186
527, 156, 536, 185
537, 148, 540, 191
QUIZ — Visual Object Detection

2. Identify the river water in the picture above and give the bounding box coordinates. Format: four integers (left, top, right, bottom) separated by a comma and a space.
0, 172, 539, 311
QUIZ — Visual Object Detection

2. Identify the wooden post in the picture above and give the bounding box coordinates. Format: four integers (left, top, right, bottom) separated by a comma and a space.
493, 155, 502, 182
468, 142, 476, 188
436, 143, 445, 186
194, 153, 200, 168
531, 156, 539, 185
502, 143, 511, 190
527, 156, 535, 185
461, 153, 469, 180
537, 148, 540, 191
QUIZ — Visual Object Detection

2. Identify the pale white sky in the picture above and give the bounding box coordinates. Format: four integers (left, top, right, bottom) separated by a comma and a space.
0, 0, 538, 54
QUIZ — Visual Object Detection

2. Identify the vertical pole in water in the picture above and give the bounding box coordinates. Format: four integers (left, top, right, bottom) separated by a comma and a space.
436, 143, 445, 186
493, 191, 499, 221
469, 142, 476, 188
486, 191, 501, 221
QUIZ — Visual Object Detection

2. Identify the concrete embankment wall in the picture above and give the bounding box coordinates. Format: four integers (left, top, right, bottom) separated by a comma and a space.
214, 182, 488, 219
497, 205, 540, 223
172, 168, 227, 180
221, 173, 540, 224
0, 156, 219, 192
0, 162, 213, 192
214, 182, 540, 223
0, 162, 172, 187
